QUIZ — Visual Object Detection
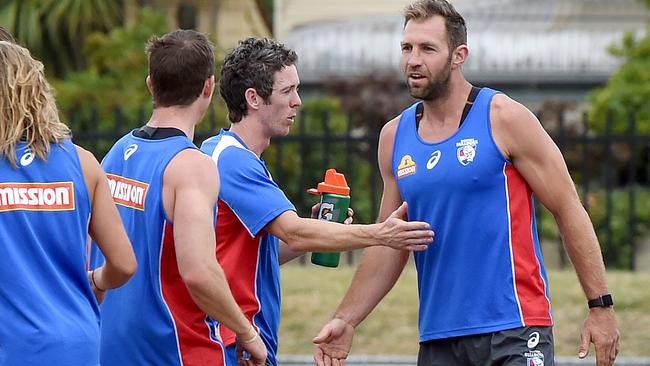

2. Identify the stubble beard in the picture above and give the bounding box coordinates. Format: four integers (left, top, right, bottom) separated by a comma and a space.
407, 64, 451, 102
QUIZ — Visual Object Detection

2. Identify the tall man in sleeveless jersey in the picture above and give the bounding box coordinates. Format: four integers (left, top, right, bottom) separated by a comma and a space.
0, 41, 136, 366
92, 30, 267, 366
202, 37, 435, 366
314, 1, 620, 366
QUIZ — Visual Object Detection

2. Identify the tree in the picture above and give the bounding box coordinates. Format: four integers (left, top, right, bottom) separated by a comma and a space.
324, 73, 413, 134
0, 0, 123, 76
588, 1, 650, 134
54, 8, 169, 132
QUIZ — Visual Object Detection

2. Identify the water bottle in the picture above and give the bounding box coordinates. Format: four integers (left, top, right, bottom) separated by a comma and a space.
307, 169, 350, 268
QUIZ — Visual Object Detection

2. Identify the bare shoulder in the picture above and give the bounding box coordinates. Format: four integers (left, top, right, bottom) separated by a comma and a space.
378, 116, 402, 174
74, 144, 102, 178
490, 93, 537, 128
490, 93, 542, 158
379, 115, 401, 142
75, 145, 100, 167
162, 149, 218, 221
378, 115, 402, 156
166, 148, 219, 187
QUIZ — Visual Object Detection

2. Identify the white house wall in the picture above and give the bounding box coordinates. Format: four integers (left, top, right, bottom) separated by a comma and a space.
280, 0, 648, 85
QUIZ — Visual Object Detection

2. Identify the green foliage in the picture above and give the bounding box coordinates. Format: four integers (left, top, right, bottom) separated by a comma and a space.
588, 22, 650, 133
54, 8, 169, 133
588, 187, 650, 269
259, 0, 273, 23
263, 97, 379, 224
0, 0, 123, 76
537, 188, 650, 269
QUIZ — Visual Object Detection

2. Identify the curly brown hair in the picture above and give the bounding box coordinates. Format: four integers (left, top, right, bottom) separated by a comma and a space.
219, 37, 297, 123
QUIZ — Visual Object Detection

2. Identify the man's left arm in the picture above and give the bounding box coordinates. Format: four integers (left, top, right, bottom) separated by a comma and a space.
490, 94, 619, 366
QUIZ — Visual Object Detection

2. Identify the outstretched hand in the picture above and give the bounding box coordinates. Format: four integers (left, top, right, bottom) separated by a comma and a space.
313, 318, 354, 366
380, 202, 434, 251
578, 308, 619, 366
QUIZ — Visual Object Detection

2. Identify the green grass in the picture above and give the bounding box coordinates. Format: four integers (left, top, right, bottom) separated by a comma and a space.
279, 264, 650, 356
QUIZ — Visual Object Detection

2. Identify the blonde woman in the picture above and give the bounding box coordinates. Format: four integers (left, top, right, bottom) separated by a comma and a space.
0, 41, 136, 366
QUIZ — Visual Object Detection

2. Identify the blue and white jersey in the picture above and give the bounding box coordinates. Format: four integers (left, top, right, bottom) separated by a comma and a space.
392, 88, 552, 342
200, 130, 295, 366
95, 131, 227, 366
0, 139, 97, 366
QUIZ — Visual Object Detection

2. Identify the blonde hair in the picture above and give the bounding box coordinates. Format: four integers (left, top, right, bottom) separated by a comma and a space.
0, 41, 70, 167
0, 26, 14, 42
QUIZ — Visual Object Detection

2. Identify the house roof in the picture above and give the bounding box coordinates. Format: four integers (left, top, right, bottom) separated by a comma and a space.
282, 0, 648, 84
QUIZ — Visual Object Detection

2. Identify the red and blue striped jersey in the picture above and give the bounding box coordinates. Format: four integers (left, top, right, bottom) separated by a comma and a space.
392, 88, 552, 342
201, 130, 295, 366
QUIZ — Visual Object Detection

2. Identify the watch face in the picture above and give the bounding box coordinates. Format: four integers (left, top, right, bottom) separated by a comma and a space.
602, 294, 614, 306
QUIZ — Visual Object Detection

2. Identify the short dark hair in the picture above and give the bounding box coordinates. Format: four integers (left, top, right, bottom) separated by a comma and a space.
146, 29, 215, 108
403, 0, 467, 50
0, 26, 15, 43
219, 37, 298, 123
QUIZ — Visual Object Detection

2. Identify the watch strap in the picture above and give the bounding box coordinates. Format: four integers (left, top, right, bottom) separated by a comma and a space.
588, 293, 614, 308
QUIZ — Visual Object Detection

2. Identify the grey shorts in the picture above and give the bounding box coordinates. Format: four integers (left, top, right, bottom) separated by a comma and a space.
417, 326, 554, 366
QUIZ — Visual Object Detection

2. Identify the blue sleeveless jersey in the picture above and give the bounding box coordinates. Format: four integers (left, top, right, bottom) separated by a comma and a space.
392, 88, 552, 341
0, 140, 97, 365
95, 131, 226, 365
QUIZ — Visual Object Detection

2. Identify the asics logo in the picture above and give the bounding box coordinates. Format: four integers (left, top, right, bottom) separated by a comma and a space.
527, 331, 540, 349
20, 150, 35, 166
124, 144, 138, 161
426, 150, 442, 170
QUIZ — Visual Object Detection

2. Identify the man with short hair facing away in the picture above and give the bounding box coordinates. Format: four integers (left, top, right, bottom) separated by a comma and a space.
200, 37, 435, 366
0, 41, 136, 366
313, 1, 620, 366
94, 30, 267, 366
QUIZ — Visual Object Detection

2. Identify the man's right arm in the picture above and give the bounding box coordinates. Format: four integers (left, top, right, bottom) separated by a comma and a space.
267, 201, 431, 253
313, 118, 414, 365
265, 146, 434, 252
163, 149, 266, 364
77, 145, 137, 302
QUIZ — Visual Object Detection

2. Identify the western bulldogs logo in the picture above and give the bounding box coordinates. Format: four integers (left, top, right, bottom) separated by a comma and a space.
456, 138, 478, 166
524, 350, 544, 366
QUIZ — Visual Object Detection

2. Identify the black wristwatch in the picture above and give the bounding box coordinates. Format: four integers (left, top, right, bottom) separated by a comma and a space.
588, 294, 614, 308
